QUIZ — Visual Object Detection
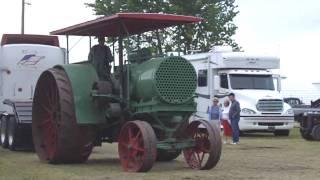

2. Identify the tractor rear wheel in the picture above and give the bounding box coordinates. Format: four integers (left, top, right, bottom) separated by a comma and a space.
311, 125, 320, 141
118, 120, 157, 172
32, 68, 96, 163
183, 119, 222, 170
0, 116, 8, 148
156, 149, 181, 161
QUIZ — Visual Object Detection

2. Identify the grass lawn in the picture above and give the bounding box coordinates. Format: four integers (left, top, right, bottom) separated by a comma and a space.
0, 128, 319, 180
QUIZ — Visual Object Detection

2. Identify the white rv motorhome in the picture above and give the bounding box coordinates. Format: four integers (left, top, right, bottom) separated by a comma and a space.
0, 34, 66, 150
184, 46, 294, 136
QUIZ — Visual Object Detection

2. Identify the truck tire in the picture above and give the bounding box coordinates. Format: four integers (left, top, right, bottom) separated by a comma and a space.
311, 125, 320, 141
156, 149, 181, 161
274, 130, 290, 136
300, 128, 314, 140
32, 68, 96, 163
0, 116, 8, 148
7, 116, 18, 150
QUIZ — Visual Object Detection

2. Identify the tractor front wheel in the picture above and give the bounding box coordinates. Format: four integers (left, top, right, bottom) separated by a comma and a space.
118, 120, 157, 172
32, 68, 96, 163
183, 119, 222, 170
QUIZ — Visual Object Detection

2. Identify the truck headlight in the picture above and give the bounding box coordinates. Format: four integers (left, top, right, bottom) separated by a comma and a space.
285, 109, 294, 115
241, 108, 256, 115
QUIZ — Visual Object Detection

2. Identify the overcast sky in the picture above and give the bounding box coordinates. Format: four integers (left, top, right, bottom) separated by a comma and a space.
1, 0, 320, 93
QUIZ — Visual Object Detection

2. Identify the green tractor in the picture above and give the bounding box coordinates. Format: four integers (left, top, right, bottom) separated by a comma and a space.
32, 13, 222, 172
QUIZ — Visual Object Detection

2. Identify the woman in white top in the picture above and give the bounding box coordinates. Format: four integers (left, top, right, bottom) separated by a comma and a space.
221, 100, 232, 144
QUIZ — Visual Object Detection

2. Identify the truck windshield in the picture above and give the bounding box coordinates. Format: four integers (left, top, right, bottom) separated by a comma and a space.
230, 74, 275, 90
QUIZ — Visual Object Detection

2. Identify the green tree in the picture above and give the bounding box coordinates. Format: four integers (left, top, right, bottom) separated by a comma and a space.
86, 0, 240, 54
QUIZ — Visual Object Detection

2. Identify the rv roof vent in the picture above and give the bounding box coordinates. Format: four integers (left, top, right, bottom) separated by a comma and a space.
210, 46, 232, 52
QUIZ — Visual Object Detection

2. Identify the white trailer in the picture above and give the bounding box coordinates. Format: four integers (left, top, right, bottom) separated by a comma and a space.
184, 46, 294, 136
0, 34, 66, 150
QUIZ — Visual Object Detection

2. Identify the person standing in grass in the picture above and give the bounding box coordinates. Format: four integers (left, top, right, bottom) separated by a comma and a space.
221, 100, 232, 144
228, 93, 241, 145
207, 97, 222, 131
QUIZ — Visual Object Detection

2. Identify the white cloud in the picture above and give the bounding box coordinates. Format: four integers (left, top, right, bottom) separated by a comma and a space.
234, 0, 320, 94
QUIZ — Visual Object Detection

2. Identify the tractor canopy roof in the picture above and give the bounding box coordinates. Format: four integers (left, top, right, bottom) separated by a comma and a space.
50, 13, 203, 37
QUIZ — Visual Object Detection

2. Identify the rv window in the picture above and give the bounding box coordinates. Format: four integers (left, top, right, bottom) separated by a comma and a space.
198, 70, 207, 87
220, 74, 229, 88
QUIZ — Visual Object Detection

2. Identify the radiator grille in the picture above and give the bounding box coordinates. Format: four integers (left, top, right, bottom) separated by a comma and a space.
256, 99, 283, 112
155, 57, 197, 104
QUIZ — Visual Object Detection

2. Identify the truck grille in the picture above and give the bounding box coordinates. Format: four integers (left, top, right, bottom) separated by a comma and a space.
256, 99, 283, 112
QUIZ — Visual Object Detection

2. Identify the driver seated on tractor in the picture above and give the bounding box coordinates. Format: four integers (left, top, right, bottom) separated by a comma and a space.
88, 36, 114, 80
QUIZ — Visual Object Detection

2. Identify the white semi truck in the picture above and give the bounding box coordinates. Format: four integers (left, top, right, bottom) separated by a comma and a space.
184, 46, 294, 136
0, 34, 66, 150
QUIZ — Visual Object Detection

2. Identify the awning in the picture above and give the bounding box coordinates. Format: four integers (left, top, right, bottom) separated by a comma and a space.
50, 13, 203, 37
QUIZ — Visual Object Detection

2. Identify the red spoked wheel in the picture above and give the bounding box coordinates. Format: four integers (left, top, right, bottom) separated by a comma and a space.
32, 68, 96, 163
118, 120, 157, 172
183, 119, 221, 170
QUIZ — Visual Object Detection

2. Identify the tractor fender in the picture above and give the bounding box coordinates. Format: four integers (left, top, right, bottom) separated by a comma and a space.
54, 64, 105, 124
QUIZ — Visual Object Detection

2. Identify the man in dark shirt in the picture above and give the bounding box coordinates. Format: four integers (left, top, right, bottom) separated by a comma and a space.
228, 93, 241, 144
88, 36, 114, 80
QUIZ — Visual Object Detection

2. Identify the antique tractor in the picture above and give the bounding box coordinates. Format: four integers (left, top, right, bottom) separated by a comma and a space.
32, 13, 222, 172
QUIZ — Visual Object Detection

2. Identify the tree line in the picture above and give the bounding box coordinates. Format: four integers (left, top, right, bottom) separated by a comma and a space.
86, 0, 240, 55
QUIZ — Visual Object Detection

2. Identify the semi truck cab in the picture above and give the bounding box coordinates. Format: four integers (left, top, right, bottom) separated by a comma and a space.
184, 46, 294, 136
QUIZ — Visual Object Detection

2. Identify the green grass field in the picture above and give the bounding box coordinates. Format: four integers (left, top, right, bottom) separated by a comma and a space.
0, 128, 319, 180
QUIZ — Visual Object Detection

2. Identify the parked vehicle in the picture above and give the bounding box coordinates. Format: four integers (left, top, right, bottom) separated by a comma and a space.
284, 97, 320, 122
0, 34, 66, 150
300, 112, 320, 141
284, 97, 309, 108
184, 46, 294, 136
294, 98, 320, 141
31, 13, 222, 172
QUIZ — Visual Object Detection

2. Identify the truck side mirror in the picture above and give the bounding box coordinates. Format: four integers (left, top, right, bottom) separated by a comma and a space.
213, 75, 220, 91
277, 77, 282, 92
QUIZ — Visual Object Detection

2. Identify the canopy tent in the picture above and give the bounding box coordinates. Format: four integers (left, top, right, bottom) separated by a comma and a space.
50, 13, 203, 37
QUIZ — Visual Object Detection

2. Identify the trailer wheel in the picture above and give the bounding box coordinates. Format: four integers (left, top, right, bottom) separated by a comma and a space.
274, 130, 290, 136
0, 116, 8, 148
156, 149, 181, 161
311, 125, 320, 141
32, 68, 96, 163
183, 119, 222, 170
118, 120, 157, 172
8, 116, 18, 150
